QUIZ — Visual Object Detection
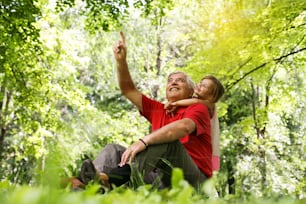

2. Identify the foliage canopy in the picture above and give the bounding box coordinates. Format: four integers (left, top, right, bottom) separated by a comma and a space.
0, 0, 305, 201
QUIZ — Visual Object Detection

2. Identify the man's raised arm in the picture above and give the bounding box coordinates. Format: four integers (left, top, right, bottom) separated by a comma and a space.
113, 32, 143, 112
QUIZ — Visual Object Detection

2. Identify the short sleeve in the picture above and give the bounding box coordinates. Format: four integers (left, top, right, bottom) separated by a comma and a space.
184, 103, 211, 137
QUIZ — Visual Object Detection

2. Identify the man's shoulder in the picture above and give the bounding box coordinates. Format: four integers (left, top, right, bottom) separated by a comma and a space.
142, 94, 164, 107
185, 102, 209, 115
187, 102, 207, 109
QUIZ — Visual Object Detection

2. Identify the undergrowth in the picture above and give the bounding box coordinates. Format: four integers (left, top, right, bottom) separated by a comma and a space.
0, 168, 304, 204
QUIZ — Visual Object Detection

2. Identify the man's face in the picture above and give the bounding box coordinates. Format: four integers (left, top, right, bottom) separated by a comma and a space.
166, 73, 193, 102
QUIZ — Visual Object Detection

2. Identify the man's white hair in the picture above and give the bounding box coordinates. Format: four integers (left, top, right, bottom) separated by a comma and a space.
168, 71, 195, 90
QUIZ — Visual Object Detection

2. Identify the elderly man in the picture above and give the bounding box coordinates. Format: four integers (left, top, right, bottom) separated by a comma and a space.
66, 32, 213, 190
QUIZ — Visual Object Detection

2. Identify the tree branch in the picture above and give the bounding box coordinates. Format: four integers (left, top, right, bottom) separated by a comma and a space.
226, 46, 306, 90
273, 46, 306, 62
226, 62, 268, 90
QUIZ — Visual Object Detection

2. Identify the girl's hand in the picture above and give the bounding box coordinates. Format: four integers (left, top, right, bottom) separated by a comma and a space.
164, 102, 177, 113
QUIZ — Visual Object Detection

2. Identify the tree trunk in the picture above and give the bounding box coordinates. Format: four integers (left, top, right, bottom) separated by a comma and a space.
0, 87, 11, 161
0, 86, 5, 161
250, 69, 275, 195
227, 161, 235, 194
155, 32, 161, 76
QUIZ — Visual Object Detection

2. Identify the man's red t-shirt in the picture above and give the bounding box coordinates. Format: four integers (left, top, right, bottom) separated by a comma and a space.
140, 95, 212, 177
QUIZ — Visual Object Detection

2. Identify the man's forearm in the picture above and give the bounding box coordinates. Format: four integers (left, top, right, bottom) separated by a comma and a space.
116, 61, 136, 94
143, 118, 196, 146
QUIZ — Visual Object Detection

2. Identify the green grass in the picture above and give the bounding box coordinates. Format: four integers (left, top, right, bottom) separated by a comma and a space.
0, 169, 304, 204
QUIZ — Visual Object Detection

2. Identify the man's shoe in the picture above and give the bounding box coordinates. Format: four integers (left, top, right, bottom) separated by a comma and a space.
80, 159, 98, 185
60, 177, 85, 190
80, 159, 111, 189
98, 172, 110, 189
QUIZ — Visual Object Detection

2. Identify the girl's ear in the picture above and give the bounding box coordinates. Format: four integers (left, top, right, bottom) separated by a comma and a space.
189, 89, 194, 97
207, 94, 215, 103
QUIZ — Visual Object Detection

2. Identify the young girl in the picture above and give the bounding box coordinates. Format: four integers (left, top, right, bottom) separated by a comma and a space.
165, 75, 225, 171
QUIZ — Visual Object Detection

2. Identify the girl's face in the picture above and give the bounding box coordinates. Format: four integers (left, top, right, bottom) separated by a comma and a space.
195, 78, 215, 100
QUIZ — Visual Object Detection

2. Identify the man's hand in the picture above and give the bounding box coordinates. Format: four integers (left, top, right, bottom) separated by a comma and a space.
113, 31, 127, 63
119, 139, 146, 167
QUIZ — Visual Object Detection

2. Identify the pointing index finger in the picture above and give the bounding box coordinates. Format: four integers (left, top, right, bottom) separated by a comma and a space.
120, 31, 126, 45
